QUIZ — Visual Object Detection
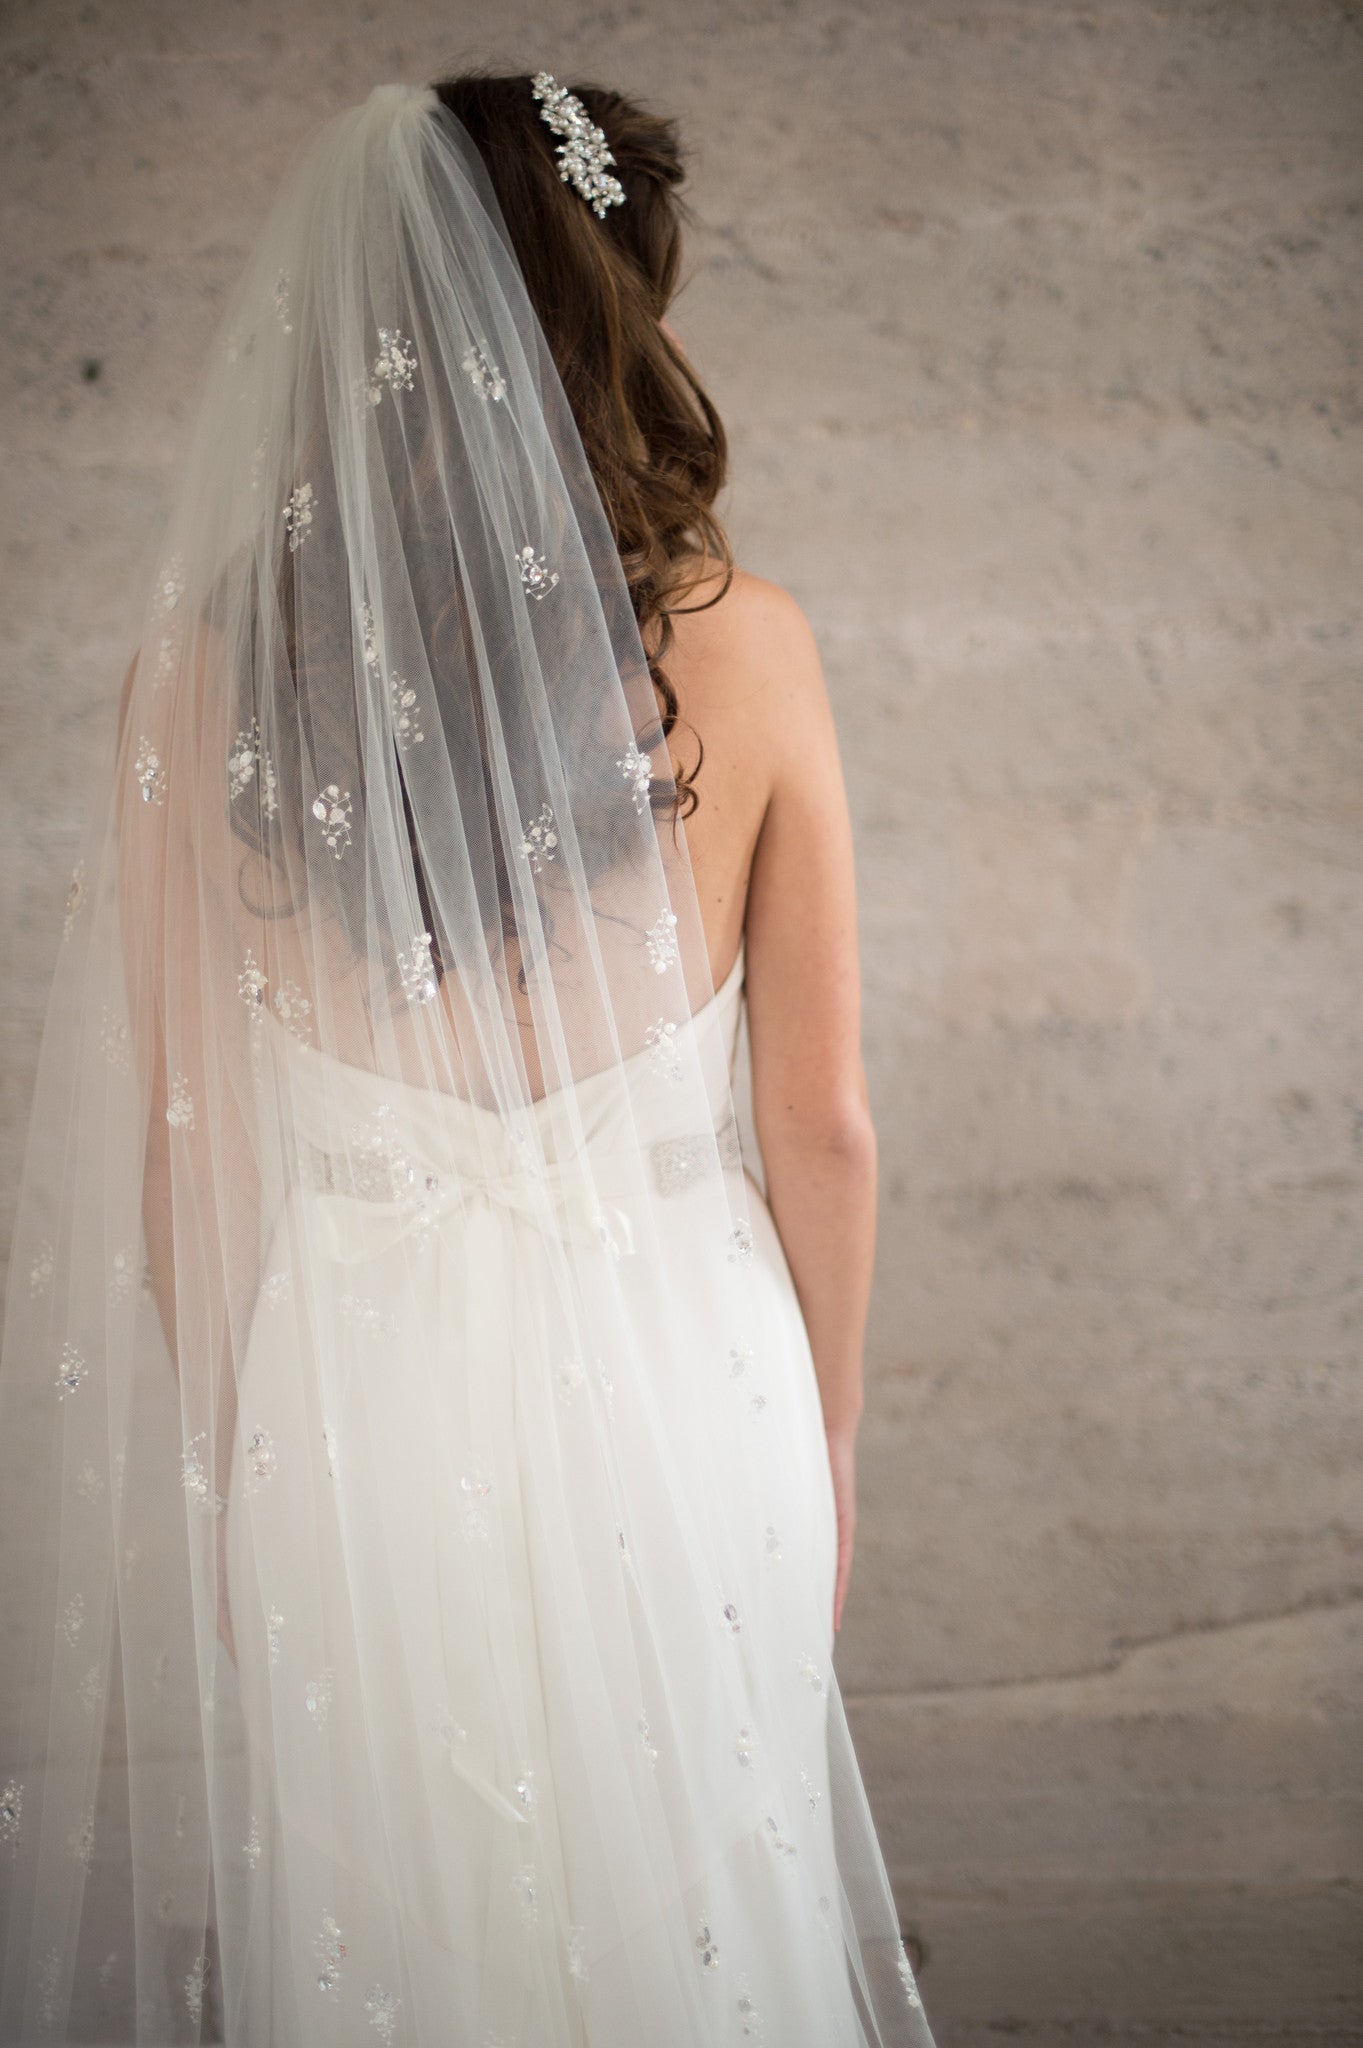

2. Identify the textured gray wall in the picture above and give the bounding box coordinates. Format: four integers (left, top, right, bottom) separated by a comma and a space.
2, 3, 1360, 2042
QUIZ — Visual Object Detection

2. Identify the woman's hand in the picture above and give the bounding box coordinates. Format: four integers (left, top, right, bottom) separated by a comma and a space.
826, 1420, 859, 1634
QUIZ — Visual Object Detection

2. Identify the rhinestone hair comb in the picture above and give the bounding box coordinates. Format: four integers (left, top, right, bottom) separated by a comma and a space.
530, 72, 626, 218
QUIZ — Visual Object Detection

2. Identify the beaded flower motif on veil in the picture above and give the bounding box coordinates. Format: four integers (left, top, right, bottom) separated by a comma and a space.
362, 327, 418, 409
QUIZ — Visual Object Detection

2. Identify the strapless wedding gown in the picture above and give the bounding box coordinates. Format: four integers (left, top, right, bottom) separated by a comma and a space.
222, 942, 920, 2045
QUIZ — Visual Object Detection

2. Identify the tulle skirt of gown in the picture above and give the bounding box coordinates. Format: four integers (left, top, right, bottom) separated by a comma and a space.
221, 944, 920, 2045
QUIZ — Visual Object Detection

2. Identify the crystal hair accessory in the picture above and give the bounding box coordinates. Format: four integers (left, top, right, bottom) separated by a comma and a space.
530, 72, 626, 218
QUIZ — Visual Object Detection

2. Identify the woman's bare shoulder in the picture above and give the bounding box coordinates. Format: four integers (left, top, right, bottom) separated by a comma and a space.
666, 560, 824, 717
673, 558, 814, 641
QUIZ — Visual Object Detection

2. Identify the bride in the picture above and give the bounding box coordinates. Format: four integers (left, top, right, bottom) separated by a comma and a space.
0, 70, 935, 2046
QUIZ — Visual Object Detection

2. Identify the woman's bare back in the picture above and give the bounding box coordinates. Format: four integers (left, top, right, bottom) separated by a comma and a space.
656, 561, 809, 997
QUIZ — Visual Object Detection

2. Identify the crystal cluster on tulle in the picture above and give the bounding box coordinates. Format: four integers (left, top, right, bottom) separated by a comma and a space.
99, 1008, 131, 1071
151, 629, 178, 689
388, 670, 423, 748
243, 1817, 262, 1870
55, 1344, 88, 1400
517, 544, 559, 601
238, 952, 267, 1019
360, 600, 425, 750
531, 73, 626, 217
796, 1651, 827, 1696
637, 1712, 659, 1767
694, 1919, 720, 1969
617, 736, 652, 812
645, 908, 679, 974
180, 1433, 223, 1513
227, 719, 279, 817
462, 342, 507, 402
155, 553, 185, 616
35, 1949, 60, 2029
1, 1779, 23, 1845
312, 784, 353, 858
134, 736, 166, 806
282, 481, 314, 551
151, 554, 184, 693
339, 1293, 399, 1338
273, 981, 312, 1043
29, 1244, 54, 1297
184, 1952, 208, 2026
305, 1672, 334, 1726
566, 1925, 589, 1986
273, 269, 293, 334
70, 1814, 95, 1868
555, 1352, 586, 1403
78, 1665, 101, 1714
727, 1219, 755, 1262
764, 1813, 798, 1859
267, 1608, 284, 1665
315, 1913, 346, 1993
519, 802, 559, 873
399, 931, 439, 1004
365, 1985, 400, 2042
365, 327, 418, 406
458, 1467, 493, 1544
108, 1247, 137, 1303
734, 1725, 754, 1767
737, 1983, 764, 2038
896, 1942, 924, 2007
60, 1595, 85, 1646
245, 1426, 277, 1485
166, 1075, 195, 1130
645, 1016, 682, 1083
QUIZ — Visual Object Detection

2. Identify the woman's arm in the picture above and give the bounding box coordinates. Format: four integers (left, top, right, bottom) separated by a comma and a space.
117, 632, 250, 1663
741, 587, 878, 1630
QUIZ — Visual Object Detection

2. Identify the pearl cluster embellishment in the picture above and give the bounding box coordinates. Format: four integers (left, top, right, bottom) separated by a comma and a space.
617, 736, 652, 813
462, 342, 506, 403
364, 327, 418, 408
282, 482, 314, 552
530, 73, 626, 219
517, 545, 559, 601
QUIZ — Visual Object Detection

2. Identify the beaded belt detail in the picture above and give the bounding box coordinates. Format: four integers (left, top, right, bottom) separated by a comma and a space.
647, 1114, 742, 1197
298, 1111, 742, 1209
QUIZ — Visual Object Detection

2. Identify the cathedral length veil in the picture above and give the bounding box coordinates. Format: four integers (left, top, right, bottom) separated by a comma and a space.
0, 81, 933, 2046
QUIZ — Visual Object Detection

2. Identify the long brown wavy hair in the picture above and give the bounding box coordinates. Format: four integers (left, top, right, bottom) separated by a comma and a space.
429, 68, 733, 817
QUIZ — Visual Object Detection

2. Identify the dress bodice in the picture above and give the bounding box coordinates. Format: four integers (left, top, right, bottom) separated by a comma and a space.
263, 941, 747, 1211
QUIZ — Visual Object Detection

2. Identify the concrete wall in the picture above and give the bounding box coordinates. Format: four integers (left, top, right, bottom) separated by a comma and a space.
2, 2, 1360, 2041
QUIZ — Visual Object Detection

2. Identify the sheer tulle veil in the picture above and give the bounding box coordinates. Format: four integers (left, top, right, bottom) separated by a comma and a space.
0, 80, 932, 2045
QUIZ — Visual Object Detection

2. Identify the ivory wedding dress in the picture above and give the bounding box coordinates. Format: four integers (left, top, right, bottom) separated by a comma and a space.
223, 940, 886, 2043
